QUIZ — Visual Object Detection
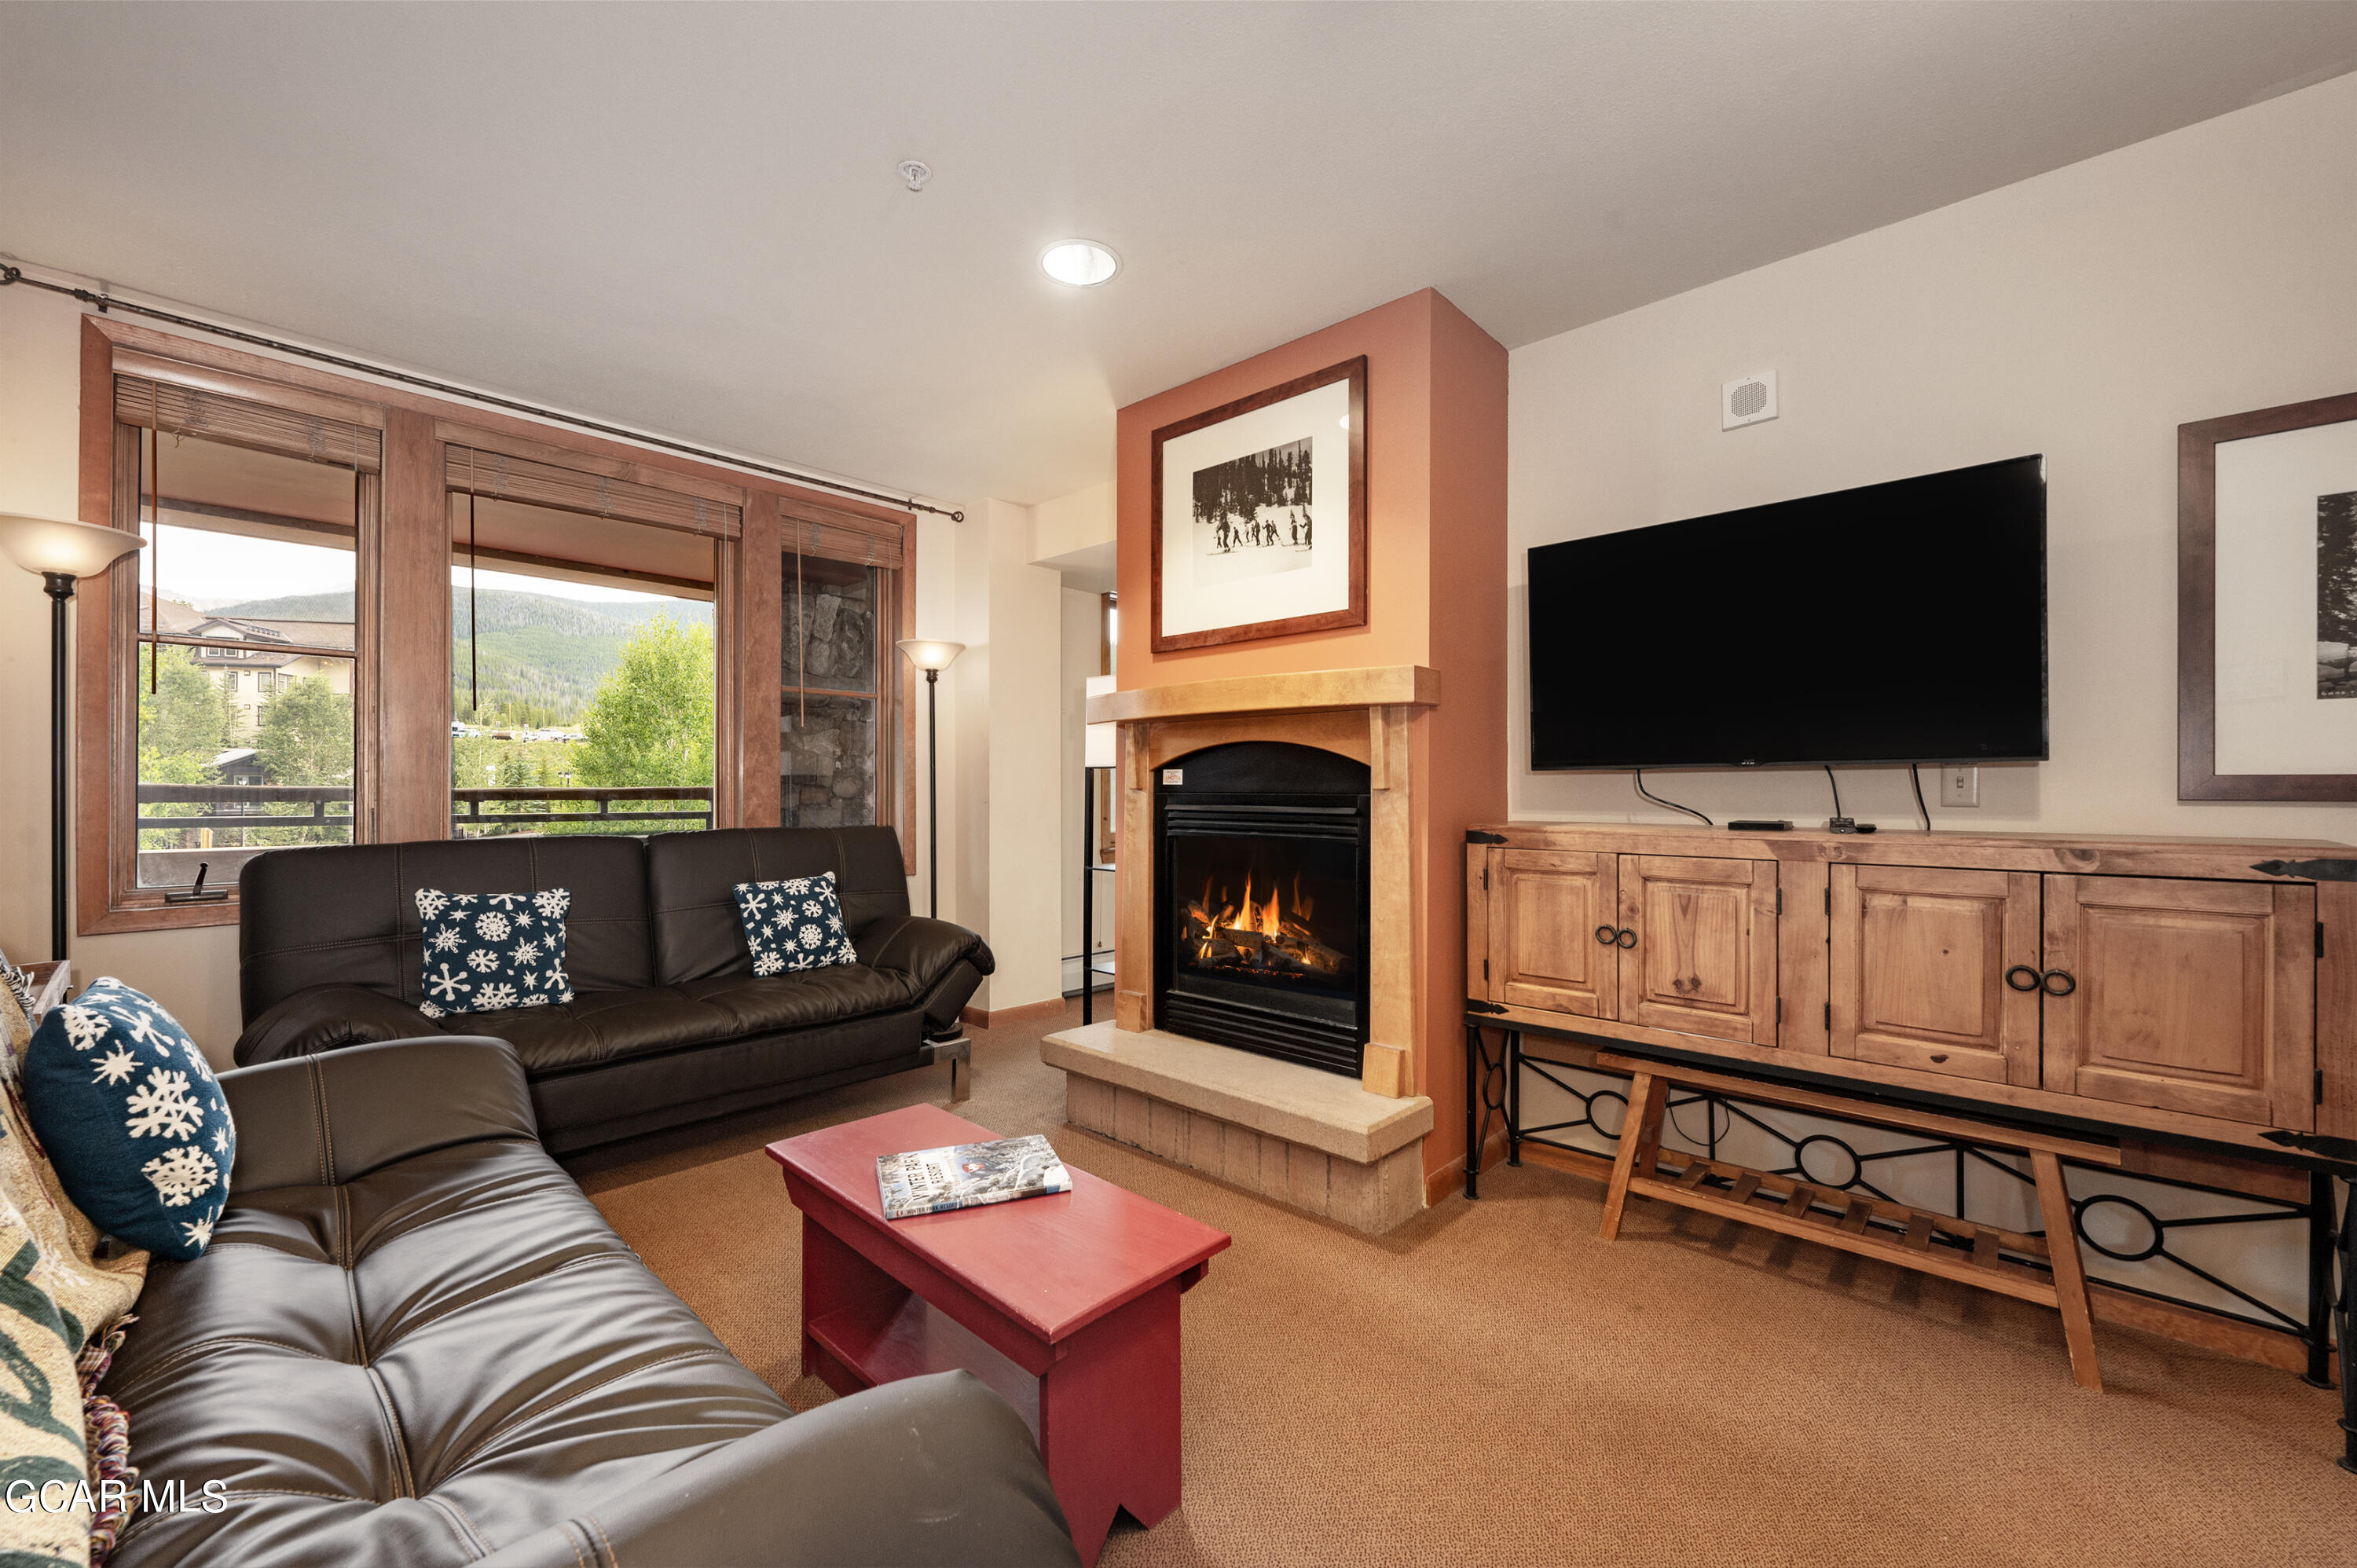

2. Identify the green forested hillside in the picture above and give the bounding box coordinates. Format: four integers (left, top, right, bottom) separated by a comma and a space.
211, 588, 714, 727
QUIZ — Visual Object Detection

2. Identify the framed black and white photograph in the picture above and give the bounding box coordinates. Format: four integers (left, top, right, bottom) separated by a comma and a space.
2180, 387, 2357, 799
1149, 356, 1365, 652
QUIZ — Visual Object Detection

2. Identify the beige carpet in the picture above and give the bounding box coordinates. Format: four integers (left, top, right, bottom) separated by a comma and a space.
570, 1000, 2352, 1567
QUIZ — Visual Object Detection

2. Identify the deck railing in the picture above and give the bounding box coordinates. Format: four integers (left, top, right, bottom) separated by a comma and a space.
451, 786, 714, 832
135, 782, 354, 828
133, 782, 715, 837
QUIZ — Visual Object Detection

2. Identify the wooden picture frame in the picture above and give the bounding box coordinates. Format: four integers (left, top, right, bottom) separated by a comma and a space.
2179, 387, 2357, 800
1149, 355, 1366, 653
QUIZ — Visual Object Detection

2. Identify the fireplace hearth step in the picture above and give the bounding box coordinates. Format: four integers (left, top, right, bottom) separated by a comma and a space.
1061, 1069, 1424, 1235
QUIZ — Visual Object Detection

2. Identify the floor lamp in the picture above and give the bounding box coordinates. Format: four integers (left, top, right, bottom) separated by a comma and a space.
895, 639, 966, 920
0, 515, 148, 962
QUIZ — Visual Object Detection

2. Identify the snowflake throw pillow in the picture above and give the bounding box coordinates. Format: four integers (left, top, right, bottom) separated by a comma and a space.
732, 874, 858, 976
414, 888, 575, 1018
22, 976, 235, 1262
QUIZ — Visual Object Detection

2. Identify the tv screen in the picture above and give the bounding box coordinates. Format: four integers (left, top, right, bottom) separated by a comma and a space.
1527, 455, 2046, 771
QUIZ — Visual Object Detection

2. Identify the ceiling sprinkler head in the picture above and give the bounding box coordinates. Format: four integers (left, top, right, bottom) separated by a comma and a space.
896, 160, 933, 192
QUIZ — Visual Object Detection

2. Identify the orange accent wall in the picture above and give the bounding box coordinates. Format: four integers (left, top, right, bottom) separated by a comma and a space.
1114, 288, 1508, 1182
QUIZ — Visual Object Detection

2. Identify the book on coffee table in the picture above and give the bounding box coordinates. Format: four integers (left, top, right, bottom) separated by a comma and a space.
876, 1132, 1073, 1219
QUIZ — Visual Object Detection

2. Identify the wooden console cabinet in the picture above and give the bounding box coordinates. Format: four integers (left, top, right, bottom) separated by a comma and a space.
1467, 823, 2357, 1150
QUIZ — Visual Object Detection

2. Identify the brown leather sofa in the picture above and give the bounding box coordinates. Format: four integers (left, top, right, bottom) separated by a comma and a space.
233, 826, 990, 1152
104, 1036, 1078, 1567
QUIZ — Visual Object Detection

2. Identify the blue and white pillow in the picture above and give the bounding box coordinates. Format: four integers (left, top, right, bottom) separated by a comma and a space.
24, 977, 234, 1262
733, 874, 858, 976
414, 888, 574, 1018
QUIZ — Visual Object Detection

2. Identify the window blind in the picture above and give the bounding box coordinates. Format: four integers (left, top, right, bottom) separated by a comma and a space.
445, 444, 743, 540
780, 499, 905, 572
115, 376, 383, 473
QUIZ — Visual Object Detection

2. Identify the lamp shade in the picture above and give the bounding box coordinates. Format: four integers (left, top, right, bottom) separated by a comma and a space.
1084, 674, 1116, 769
0, 515, 145, 578
896, 639, 966, 672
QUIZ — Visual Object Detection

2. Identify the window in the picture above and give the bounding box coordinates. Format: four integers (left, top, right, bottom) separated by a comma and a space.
124, 384, 369, 899
780, 502, 905, 831
76, 317, 910, 930
444, 440, 729, 838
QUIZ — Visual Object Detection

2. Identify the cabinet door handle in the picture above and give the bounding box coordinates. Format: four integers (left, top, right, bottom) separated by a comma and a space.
1615, 927, 1638, 950
2004, 965, 2044, 992
2040, 969, 2077, 997
1596, 925, 1618, 947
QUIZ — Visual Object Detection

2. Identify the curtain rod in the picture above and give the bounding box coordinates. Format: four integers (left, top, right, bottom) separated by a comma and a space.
0, 262, 964, 522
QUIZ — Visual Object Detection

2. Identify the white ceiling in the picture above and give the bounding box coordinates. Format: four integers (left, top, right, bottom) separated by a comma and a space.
5, 3, 2355, 507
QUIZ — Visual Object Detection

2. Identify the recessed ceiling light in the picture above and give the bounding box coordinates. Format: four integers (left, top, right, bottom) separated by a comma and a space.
1040, 240, 1120, 288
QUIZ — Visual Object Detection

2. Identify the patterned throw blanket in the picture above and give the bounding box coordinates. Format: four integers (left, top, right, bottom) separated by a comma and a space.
0, 981, 148, 1565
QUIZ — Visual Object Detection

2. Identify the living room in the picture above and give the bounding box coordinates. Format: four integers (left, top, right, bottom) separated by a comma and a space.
2, 5, 2356, 1566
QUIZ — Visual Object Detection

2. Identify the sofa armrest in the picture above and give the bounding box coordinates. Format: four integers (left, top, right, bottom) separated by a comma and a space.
856, 914, 996, 988
222, 1036, 539, 1193
471, 1371, 1077, 1568
234, 983, 447, 1067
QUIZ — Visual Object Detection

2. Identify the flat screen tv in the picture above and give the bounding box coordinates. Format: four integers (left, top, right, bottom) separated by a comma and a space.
1527, 455, 2046, 771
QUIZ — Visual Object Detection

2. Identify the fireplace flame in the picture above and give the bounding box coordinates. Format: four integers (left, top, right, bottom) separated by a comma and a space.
1201, 872, 1284, 941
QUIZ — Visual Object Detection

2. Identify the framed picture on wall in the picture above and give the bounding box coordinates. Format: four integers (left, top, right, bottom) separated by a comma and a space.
2180, 387, 2357, 799
1149, 356, 1366, 653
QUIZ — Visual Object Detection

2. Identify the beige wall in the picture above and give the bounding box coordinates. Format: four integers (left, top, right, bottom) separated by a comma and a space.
941, 496, 1067, 1015
1030, 480, 1115, 566
906, 508, 959, 925
1508, 71, 2357, 841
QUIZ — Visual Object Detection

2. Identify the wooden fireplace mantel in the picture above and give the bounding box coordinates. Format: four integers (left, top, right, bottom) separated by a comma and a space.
1084, 665, 1439, 726
1101, 665, 1439, 1100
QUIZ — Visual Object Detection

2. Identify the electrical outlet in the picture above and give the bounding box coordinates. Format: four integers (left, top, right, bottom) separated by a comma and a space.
1940, 766, 1979, 808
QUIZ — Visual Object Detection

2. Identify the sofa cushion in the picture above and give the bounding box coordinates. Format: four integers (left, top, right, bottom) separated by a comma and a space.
414, 888, 577, 1018
103, 1127, 790, 1567
445, 968, 915, 1075
25, 978, 235, 1261
646, 827, 910, 987
240, 838, 654, 1024
735, 873, 859, 975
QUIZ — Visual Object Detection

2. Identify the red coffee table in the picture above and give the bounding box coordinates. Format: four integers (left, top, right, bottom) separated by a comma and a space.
767, 1104, 1231, 1566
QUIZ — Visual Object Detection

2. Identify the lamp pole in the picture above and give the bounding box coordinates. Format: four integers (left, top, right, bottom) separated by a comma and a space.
42, 573, 73, 962
923, 668, 942, 918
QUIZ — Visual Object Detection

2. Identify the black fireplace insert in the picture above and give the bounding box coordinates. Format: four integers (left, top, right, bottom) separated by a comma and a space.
1153, 741, 1369, 1077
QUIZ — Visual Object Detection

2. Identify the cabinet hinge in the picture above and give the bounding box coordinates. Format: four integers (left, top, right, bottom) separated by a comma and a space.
1776, 888, 1783, 914
1775, 997, 1783, 1024
1466, 830, 1508, 844
1824, 887, 1832, 916
2318, 923, 2326, 959
1482, 958, 1490, 981
1824, 1002, 1831, 1029
1482, 866, 1490, 891
2317, 1067, 2326, 1106
1467, 999, 1508, 1016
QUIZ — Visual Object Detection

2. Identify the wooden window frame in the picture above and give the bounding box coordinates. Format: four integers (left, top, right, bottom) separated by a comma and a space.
75, 314, 919, 932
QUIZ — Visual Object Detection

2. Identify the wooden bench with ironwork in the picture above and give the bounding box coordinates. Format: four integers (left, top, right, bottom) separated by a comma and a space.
1594, 1052, 2116, 1391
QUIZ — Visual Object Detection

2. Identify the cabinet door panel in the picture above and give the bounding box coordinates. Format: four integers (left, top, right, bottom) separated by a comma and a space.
1491, 849, 1617, 1019
2043, 876, 2315, 1129
1829, 864, 2041, 1086
1617, 855, 1777, 1044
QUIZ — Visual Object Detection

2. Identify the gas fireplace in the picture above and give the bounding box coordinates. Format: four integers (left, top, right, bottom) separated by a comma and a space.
1154, 742, 1369, 1077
